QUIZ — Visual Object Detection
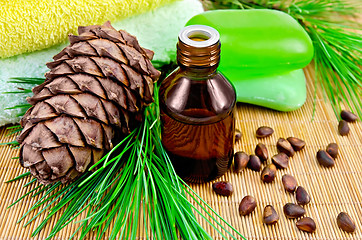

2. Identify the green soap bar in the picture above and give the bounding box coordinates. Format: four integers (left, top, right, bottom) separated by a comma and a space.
186, 9, 314, 73
223, 68, 306, 111
186, 9, 312, 111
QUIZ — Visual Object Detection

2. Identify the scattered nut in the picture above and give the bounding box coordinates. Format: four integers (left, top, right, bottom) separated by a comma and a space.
283, 203, 306, 219
234, 152, 249, 173
255, 143, 268, 162
282, 174, 297, 193
235, 129, 242, 142
263, 205, 279, 225
341, 110, 358, 122
256, 126, 274, 138
338, 120, 350, 136
272, 152, 289, 169
239, 195, 257, 216
277, 138, 295, 157
316, 150, 335, 167
296, 186, 311, 205
248, 155, 262, 172
261, 164, 277, 183
326, 143, 338, 159
212, 181, 233, 197
337, 212, 356, 233
296, 217, 316, 233
287, 137, 306, 151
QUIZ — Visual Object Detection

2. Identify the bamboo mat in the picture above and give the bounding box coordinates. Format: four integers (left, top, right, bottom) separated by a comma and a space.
0, 64, 361, 239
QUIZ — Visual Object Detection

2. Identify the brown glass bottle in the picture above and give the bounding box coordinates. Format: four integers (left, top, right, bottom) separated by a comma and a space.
159, 25, 236, 183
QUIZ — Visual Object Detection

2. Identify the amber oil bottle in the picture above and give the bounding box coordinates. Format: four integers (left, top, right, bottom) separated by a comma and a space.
159, 25, 236, 183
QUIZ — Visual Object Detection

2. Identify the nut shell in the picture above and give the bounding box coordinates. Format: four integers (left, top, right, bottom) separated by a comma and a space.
212, 181, 233, 197
256, 126, 274, 138
239, 195, 257, 216
296, 186, 311, 205
263, 205, 279, 225
296, 217, 316, 233
261, 164, 277, 183
287, 137, 306, 151
337, 212, 356, 233
282, 174, 297, 193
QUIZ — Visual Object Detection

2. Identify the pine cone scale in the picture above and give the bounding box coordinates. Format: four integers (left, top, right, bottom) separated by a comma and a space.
91, 57, 129, 86
71, 93, 109, 124
99, 77, 128, 109
23, 123, 62, 149
25, 102, 58, 124
88, 39, 128, 64
69, 146, 92, 172
21, 144, 44, 167
67, 57, 103, 76
44, 116, 85, 147
47, 63, 74, 78
73, 118, 104, 149
69, 74, 107, 99
67, 41, 98, 57
46, 77, 82, 95
42, 146, 73, 177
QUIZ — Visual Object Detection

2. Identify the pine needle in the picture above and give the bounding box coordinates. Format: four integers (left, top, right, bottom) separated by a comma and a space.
5, 171, 31, 183
209, 0, 362, 120
8, 77, 45, 85
8, 81, 244, 239
3, 89, 32, 94
5, 104, 32, 110
0, 140, 19, 146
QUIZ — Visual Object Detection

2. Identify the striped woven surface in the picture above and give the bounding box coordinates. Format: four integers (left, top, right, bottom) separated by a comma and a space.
0, 64, 361, 239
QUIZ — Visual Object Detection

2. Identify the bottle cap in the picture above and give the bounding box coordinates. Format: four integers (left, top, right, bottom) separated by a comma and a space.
178, 25, 220, 48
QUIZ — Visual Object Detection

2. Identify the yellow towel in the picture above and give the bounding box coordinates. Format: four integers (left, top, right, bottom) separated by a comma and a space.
0, 0, 174, 58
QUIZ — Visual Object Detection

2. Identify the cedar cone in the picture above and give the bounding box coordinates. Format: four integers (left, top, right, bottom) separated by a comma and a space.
17, 21, 160, 184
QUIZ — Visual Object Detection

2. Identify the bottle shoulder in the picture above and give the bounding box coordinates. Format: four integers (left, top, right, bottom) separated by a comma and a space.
159, 67, 236, 124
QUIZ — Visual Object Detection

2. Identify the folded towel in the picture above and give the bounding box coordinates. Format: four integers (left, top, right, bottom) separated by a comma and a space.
0, 0, 204, 127
0, 0, 175, 58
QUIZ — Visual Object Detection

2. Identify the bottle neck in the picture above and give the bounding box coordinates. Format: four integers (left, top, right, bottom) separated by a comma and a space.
179, 65, 218, 78
177, 39, 220, 69
176, 25, 221, 78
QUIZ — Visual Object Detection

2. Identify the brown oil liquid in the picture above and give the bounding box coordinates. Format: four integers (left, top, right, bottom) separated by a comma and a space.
160, 107, 235, 183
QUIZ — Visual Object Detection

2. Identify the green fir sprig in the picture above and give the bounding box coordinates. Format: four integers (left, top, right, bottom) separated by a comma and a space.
6, 76, 245, 239
208, 0, 362, 120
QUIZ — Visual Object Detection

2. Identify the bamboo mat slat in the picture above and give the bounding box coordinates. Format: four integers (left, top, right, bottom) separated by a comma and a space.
0, 64, 361, 239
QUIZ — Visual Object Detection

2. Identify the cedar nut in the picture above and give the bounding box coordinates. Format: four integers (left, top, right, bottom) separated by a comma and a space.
296, 186, 311, 205
261, 164, 277, 183
283, 203, 306, 219
326, 143, 338, 159
317, 150, 335, 167
341, 110, 358, 122
296, 217, 316, 233
212, 181, 233, 197
282, 174, 297, 193
248, 155, 262, 172
256, 126, 274, 138
255, 143, 268, 162
239, 195, 257, 216
272, 152, 289, 169
277, 138, 295, 157
338, 120, 350, 136
287, 137, 306, 151
337, 212, 356, 233
234, 151, 249, 173
263, 205, 279, 225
